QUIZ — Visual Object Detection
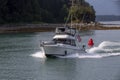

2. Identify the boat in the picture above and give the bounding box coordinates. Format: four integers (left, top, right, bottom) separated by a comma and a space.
40, 0, 86, 57
40, 27, 86, 57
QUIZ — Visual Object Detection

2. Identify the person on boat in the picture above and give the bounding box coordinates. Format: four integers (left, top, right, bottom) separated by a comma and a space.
82, 45, 86, 51
88, 38, 94, 48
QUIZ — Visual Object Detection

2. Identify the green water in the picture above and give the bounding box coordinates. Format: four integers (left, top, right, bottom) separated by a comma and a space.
0, 30, 120, 80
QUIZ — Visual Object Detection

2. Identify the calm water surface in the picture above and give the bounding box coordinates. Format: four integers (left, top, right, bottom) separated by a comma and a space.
0, 30, 120, 80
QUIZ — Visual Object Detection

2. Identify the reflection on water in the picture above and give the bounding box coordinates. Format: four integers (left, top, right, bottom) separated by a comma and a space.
79, 30, 95, 36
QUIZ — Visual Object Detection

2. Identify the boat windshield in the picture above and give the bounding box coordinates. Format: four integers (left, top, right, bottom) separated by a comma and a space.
53, 39, 76, 46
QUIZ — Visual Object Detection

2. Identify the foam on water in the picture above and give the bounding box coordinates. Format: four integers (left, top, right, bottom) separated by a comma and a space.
98, 41, 120, 49
57, 53, 80, 58
84, 41, 120, 58
78, 54, 103, 59
31, 51, 120, 59
57, 52, 120, 59
87, 41, 120, 53
31, 51, 46, 58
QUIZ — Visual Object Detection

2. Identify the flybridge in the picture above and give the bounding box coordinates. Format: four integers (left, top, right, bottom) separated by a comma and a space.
55, 27, 76, 36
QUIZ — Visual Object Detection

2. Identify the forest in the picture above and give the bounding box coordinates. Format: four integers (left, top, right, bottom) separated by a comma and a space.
0, 0, 95, 24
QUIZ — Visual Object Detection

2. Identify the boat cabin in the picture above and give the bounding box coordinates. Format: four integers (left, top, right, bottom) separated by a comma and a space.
53, 31, 76, 46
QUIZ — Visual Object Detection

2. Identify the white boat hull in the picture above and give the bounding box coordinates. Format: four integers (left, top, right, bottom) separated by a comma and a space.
41, 44, 84, 57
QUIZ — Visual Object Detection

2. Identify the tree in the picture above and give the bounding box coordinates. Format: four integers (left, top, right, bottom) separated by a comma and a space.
70, 0, 96, 23
0, 0, 95, 24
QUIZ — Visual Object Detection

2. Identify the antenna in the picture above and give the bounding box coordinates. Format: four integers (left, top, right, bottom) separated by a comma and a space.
71, 0, 74, 28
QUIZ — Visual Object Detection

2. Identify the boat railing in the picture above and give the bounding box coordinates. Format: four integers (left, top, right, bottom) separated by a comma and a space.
55, 32, 75, 36
40, 41, 56, 46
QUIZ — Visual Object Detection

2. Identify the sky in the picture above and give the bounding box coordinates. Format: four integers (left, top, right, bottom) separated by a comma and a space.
85, 0, 120, 15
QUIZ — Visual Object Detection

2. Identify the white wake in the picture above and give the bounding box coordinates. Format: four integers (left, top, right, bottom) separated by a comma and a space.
87, 41, 120, 53
31, 51, 46, 58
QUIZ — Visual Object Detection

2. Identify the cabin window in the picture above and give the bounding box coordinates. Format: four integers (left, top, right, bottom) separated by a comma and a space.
56, 28, 66, 33
53, 39, 76, 46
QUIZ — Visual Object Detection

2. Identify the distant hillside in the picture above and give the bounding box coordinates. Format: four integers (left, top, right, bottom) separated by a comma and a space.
0, 0, 95, 24
96, 15, 120, 21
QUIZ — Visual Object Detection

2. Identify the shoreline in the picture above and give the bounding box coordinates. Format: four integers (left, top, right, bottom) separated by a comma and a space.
0, 24, 120, 33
